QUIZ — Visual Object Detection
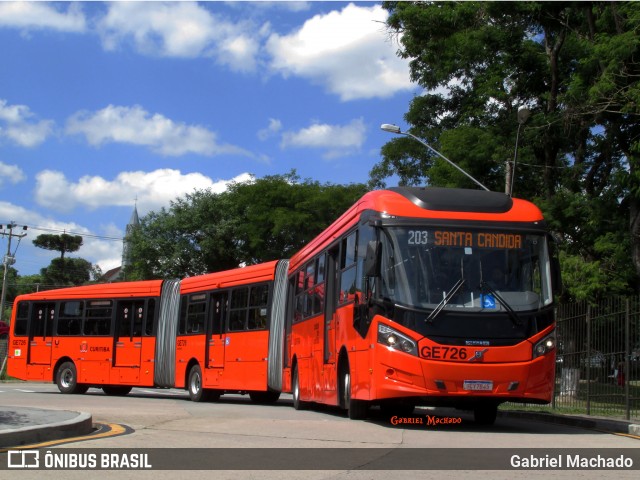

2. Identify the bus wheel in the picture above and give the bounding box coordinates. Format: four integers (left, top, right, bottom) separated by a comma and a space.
473, 402, 498, 425
188, 365, 210, 402
102, 386, 132, 396
292, 365, 307, 410
56, 361, 88, 394
249, 391, 281, 404
343, 370, 368, 420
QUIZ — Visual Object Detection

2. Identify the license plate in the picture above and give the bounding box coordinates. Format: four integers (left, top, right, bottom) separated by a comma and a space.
463, 380, 493, 391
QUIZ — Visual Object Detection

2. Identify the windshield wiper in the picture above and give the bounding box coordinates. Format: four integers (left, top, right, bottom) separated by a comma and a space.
426, 277, 465, 323
480, 280, 522, 326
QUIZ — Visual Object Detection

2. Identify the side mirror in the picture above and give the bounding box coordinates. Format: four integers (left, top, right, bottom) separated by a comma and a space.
364, 240, 381, 278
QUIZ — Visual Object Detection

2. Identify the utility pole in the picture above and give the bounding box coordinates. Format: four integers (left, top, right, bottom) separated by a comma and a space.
0, 222, 28, 322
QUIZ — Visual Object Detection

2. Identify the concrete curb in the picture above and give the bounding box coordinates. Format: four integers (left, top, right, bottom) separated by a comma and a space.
502, 410, 640, 436
0, 408, 93, 448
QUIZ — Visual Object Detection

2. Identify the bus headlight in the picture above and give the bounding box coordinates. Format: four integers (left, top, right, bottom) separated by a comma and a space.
378, 324, 418, 356
533, 332, 556, 359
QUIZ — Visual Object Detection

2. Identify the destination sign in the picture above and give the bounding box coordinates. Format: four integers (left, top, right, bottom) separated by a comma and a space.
407, 230, 524, 249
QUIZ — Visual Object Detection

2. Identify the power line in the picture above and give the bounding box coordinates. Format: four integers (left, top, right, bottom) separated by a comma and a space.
10, 224, 124, 242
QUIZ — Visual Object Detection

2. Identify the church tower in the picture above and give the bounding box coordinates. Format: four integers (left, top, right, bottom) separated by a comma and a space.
121, 204, 140, 270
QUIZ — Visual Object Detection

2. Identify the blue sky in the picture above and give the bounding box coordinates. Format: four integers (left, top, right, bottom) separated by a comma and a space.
0, 1, 419, 277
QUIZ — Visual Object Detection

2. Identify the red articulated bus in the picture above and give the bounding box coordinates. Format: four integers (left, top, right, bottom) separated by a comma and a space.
7, 187, 560, 424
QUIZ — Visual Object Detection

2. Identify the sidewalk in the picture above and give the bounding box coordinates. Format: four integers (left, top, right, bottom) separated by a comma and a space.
0, 406, 637, 449
501, 410, 640, 436
0, 407, 93, 448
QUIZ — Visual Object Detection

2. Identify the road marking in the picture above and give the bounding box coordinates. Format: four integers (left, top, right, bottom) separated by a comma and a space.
603, 430, 640, 441
0, 423, 133, 451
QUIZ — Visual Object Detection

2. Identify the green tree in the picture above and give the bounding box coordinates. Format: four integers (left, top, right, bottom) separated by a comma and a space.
40, 257, 93, 287
32, 233, 83, 259
124, 173, 368, 280
14, 274, 44, 296
376, 1, 640, 298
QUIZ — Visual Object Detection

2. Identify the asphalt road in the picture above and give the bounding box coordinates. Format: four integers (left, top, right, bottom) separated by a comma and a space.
1, 381, 638, 479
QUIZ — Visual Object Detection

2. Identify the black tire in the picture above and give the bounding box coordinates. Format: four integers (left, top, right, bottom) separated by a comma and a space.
343, 370, 369, 420
102, 386, 133, 396
291, 365, 307, 410
55, 361, 88, 394
249, 391, 281, 404
474, 402, 498, 425
188, 364, 211, 402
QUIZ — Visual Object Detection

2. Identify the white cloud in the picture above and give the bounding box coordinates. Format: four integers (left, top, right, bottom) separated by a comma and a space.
97, 2, 265, 72
0, 2, 86, 32
65, 104, 248, 157
0, 200, 121, 277
34, 168, 253, 214
5, 170, 252, 275
0, 99, 54, 147
281, 118, 366, 159
266, 3, 413, 101
258, 118, 283, 141
0, 161, 26, 186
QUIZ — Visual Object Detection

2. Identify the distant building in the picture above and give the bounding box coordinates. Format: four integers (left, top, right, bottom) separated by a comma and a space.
121, 204, 140, 270
101, 204, 139, 282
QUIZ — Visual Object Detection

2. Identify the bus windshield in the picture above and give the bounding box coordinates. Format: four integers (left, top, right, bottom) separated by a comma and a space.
377, 226, 553, 314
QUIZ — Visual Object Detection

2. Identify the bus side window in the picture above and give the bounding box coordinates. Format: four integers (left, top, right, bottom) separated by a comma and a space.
85, 301, 112, 336
145, 298, 156, 336
248, 284, 269, 330
229, 287, 249, 331
14, 302, 29, 336
179, 297, 188, 335
186, 295, 207, 334
339, 231, 358, 304
58, 301, 84, 336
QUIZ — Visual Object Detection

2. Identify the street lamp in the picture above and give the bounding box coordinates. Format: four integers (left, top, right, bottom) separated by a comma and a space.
380, 124, 490, 191
507, 106, 531, 197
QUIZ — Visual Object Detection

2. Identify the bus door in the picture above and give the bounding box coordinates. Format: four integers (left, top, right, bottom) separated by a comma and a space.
28, 302, 55, 365
324, 248, 339, 365
114, 300, 144, 368
206, 292, 227, 370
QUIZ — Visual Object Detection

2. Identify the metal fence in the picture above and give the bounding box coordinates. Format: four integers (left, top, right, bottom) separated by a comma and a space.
551, 296, 640, 420
0, 337, 7, 379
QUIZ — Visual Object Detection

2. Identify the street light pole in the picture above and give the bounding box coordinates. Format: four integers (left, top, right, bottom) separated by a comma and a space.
506, 106, 531, 197
380, 124, 490, 191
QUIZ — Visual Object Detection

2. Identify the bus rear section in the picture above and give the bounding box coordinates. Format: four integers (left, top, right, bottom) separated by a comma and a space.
284, 187, 560, 423
7, 281, 163, 395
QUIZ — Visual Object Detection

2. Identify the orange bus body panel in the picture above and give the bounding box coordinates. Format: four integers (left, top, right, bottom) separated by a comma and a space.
175, 261, 279, 392
180, 260, 278, 294
8, 280, 163, 387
